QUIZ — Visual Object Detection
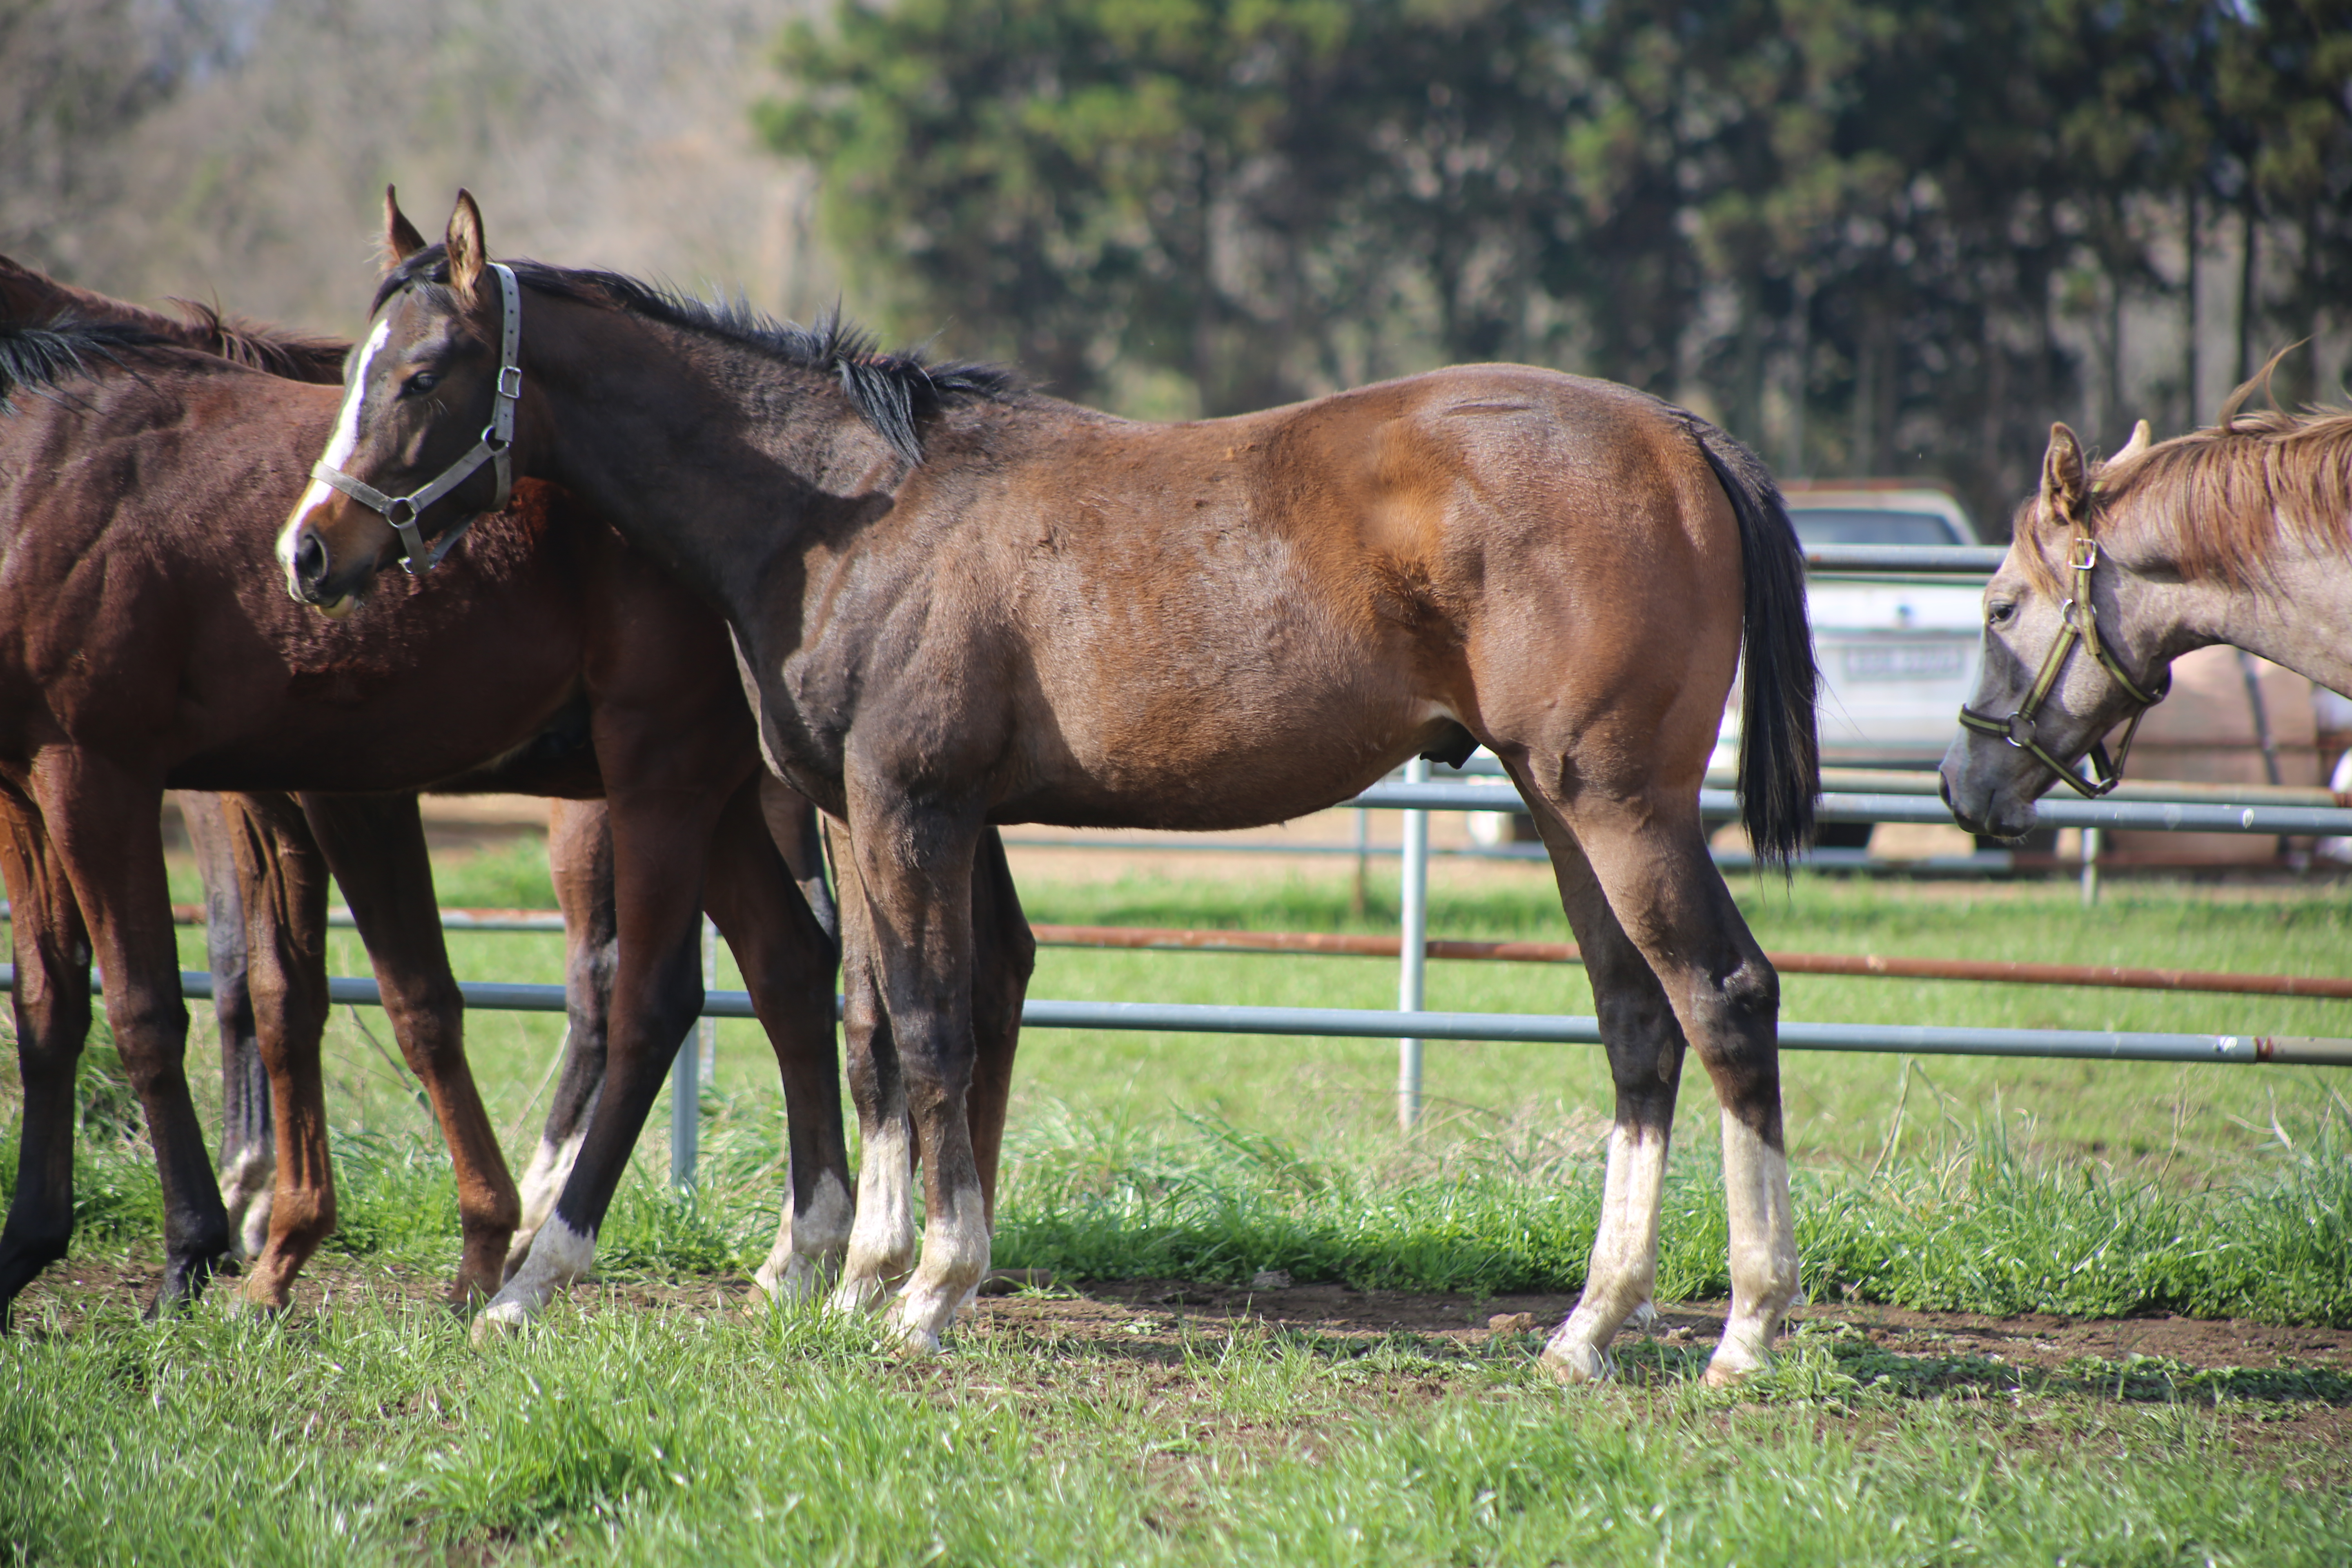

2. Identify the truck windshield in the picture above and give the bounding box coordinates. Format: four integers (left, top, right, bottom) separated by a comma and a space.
1787, 508, 1963, 547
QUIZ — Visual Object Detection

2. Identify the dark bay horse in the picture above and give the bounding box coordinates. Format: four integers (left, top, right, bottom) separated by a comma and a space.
1945, 384, 2352, 835
0, 284, 897, 1325
285, 192, 1818, 1382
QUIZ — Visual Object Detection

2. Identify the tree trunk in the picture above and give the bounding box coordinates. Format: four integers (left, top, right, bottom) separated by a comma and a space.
2182, 185, 2200, 428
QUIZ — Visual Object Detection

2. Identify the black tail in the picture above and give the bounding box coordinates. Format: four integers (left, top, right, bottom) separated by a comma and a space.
1687, 418, 1818, 869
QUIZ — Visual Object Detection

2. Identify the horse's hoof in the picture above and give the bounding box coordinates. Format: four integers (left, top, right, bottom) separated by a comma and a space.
827, 1275, 895, 1318
469, 1300, 533, 1345
1539, 1340, 1614, 1383
884, 1314, 945, 1357
755, 1253, 835, 1307
1701, 1350, 1765, 1388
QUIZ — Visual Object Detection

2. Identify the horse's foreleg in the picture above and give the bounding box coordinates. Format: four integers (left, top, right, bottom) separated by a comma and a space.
31, 757, 228, 1316
305, 793, 518, 1304
221, 793, 336, 1311
825, 816, 916, 1314
1514, 803, 1685, 1381
508, 798, 616, 1280
0, 789, 92, 1326
702, 781, 848, 1305
181, 792, 274, 1262
1542, 787, 1796, 1387
840, 797, 987, 1352
476, 793, 713, 1336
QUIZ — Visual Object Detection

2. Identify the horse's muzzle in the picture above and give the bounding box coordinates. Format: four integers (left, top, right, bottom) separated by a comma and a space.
287, 526, 358, 619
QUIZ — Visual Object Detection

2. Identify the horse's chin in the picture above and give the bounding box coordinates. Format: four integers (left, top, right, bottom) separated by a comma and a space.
312, 591, 360, 620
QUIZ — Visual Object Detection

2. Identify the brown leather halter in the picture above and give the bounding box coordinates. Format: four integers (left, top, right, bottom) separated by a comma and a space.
309, 261, 522, 574
1957, 533, 2169, 797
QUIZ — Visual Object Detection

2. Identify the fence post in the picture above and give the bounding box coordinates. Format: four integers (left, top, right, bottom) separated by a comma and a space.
2080, 826, 2101, 907
698, 916, 718, 1078
670, 919, 710, 1190
1397, 757, 1429, 1131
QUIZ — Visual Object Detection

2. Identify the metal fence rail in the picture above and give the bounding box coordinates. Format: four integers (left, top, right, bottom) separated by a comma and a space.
8, 966, 2347, 1068
1352, 780, 2352, 836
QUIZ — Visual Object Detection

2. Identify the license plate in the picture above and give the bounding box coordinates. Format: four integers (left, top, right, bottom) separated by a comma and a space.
1843, 643, 1966, 682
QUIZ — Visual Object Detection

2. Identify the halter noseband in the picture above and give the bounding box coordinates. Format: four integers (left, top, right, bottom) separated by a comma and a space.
1956, 532, 2169, 798
309, 261, 523, 575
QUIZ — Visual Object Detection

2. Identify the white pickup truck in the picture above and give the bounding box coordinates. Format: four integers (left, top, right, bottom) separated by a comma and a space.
1718, 482, 1990, 847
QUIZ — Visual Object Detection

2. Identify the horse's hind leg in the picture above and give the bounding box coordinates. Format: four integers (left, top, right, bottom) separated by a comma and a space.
305, 793, 520, 1303
700, 780, 849, 1305
1539, 784, 1795, 1385
966, 828, 1033, 1232
508, 799, 616, 1280
0, 788, 92, 1325
1515, 810, 1687, 1381
219, 793, 337, 1310
27, 755, 230, 1316
181, 792, 274, 1261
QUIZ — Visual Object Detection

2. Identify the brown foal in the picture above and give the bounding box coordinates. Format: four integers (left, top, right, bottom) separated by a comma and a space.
0, 277, 887, 1322
286, 192, 1819, 1382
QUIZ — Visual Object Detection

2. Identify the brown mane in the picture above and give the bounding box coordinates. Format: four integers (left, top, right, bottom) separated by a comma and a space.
0, 254, 346, 385
2024, 372, 2352, 596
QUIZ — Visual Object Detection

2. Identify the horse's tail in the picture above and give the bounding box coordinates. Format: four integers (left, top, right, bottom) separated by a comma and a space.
1688, 416, 1819, 869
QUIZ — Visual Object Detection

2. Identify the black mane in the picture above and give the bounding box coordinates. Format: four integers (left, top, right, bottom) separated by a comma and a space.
0, 316, 173, 413
376, 245, 1018, 464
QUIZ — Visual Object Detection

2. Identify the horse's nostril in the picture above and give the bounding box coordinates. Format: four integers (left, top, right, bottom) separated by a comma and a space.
1938, 774, 1954, 809
294, 530, 328, 590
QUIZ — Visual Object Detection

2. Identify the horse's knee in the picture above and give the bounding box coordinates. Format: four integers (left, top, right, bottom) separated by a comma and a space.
381, 978, 467, 1076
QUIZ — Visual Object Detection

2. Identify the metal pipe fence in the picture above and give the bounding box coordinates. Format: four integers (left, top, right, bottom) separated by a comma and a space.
9, 967, 2347, 1070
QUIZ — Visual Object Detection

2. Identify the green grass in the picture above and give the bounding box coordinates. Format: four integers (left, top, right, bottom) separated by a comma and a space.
8, 851, 2352, 1562
4, 1292, 2348, 1565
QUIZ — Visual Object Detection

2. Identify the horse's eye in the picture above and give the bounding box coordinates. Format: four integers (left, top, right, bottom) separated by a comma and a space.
1987, 601, 2016, 627
404, 372, 440, 396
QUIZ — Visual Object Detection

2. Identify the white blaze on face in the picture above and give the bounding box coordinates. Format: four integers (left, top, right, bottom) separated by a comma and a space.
276, 315, 392, 590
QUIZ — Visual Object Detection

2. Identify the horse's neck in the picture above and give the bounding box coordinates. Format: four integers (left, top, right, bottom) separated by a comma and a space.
532, 307, 875, 618
2131, 534, 2352, 699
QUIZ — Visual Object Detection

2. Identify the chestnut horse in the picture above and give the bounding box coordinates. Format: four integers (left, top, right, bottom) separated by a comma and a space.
286, 192, 1819, 1382
0, 272, 999, 1325
1945, 383, 2352, 836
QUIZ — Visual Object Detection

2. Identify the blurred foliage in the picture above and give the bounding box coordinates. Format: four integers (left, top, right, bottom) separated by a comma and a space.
763, 0, 2352, 530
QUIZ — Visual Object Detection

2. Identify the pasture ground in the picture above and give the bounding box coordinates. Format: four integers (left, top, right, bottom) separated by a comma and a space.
4, 814, 2352, 1561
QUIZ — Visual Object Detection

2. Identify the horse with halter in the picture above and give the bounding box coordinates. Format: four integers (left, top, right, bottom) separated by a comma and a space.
284, 190, 1820, 1381
0, 239, 1032, 1325
0, 254, 698, 1276
1944, 366, 2352, 838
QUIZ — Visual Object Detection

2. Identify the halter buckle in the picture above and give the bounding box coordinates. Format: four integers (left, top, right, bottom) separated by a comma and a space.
497, 365, 524, 401
2069, 537, 2100, 572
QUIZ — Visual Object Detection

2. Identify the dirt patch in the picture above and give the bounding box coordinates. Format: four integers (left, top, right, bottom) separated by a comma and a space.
18, 1259, 2350, 1388
999, 1278, 2352, 1379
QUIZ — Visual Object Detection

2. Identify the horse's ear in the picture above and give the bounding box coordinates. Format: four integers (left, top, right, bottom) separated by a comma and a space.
2112, 419, 2152, 465
2040, 423, 2089, 527
445, 189, 488, 306
383, 186, 428, 268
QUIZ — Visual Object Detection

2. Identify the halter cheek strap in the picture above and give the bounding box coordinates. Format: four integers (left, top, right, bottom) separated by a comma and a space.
1957, 535, 2171, 797
309, 260, 523, 575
